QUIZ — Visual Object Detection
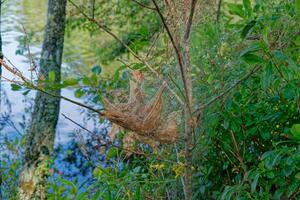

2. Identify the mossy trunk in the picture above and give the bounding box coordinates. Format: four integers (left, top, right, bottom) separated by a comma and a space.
19, 0, 67, 199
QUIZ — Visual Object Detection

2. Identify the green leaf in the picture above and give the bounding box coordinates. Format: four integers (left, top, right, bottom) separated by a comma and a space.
134, 186, 142, 200
295, 36, 300, 46
261, 62, 274, 88
243, 0, 252, 17
241, 20, 256, 39
74, 89, 84, 98
90, 74, 97, 85
251, 173, 259, 193
93, 167, 104, 178
92, 191, 101, 200
82, 77, 90, 85
59, 178, 78, 195
272, 50, 298, 71
290, 124, 300, 140
240, 43, 262, 57
265, 151, 283, 169
241, 53, 264, 64
131, 63, 144, 70
48, 71, 56, 82
227, 3, 245, 18
122, 71, 129, 80
223, 120, 230, 130
262, 26, 270, 44
76, 192, 88, 200
207, 74, 214, 84
106, 147, 118, 159
63, 78, 78, 86
113, 65, 126, 81
295, 0, 300, 13
272, 50, 287, 61
91, 65, 102, 75
260, 131, 271, 140
11, 84, 22, 91
22, 90, 31, 96
295, 172, 300, 179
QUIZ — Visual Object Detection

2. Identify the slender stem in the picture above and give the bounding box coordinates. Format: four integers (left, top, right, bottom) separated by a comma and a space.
130, 0, 156, 10
151, 0, 190, 109
62, 113, 178, 164
216, 0, 222, 23
229, 130, 247, 173
0, 59, 104, 115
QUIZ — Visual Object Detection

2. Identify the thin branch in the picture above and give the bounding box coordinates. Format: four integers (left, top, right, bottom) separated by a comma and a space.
193, 65, 262, 116
0, 59, 104, 115
130, 0, 156, 10
62, 113, 95, 135
62, 113, 178, 164
151, 0, 190, 107
216, 0, 222, 23
184, 0, 197, 43
68, 0, 184, 106
229, 130, 247, 173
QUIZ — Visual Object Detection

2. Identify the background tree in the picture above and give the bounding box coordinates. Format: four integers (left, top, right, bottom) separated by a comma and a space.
18, 0, 67, 199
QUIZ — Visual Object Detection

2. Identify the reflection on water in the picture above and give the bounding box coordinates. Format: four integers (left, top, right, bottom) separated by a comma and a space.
0, 0, 106, 188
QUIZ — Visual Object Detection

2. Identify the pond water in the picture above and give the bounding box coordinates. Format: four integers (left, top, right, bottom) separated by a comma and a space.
0, 0, 107, 186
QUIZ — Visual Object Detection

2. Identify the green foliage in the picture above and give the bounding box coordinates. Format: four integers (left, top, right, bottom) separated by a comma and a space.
190, 0, 300, 199
5, 0, 300, 199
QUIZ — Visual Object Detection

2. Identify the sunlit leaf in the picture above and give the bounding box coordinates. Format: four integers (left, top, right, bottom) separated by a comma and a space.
106, 147, 118, 159
290, 124, 300, 140
48, 71, 56, 82
243, 0, 252, 17
63, 78, 78, 86
227, 3, 245, 18
74, 89, 84, 98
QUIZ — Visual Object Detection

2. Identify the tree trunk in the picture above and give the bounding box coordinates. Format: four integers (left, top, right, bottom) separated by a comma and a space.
19, 0, 67, 199
182, 1, 196, 199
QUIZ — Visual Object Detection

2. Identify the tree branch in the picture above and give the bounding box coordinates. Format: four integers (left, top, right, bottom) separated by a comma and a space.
0, 59, 104, 115
62, 113, 178, 164
151, 0, 190, 108
184, 0, 197, 43
68, 0, 184, 106
193, 65, 262, 117
130, 0, 156, 10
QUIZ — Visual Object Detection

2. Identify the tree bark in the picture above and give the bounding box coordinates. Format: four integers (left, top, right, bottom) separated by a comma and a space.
183, 1, 197, 199
19, 0, 67, 199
